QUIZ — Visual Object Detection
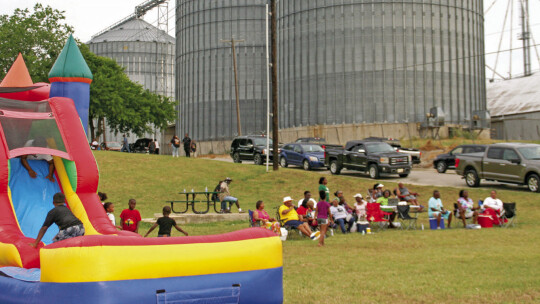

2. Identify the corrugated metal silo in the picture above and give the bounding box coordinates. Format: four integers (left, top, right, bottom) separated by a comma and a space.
88, 19, 175, 98
176, 0, 268, 141
277, 0, 486, 128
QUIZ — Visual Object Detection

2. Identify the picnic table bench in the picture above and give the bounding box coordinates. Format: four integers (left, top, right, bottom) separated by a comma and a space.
166, 191, 221, 214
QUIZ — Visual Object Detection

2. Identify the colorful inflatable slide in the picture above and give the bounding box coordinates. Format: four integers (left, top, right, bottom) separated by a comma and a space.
0, 37, 283, 303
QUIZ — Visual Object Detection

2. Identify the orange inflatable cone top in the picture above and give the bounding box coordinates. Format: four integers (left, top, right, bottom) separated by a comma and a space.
0, 53, 33, 87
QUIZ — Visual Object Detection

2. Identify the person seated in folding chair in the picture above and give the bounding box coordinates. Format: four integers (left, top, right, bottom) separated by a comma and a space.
278, 196, 312, 237
482, 190, 506, 226
297, 198, 317, 231
252, 200, 280, 235
457, 190, 479, 228
377, 190, 398, 228
396, 182, 424, 211
428, 190, 452, 229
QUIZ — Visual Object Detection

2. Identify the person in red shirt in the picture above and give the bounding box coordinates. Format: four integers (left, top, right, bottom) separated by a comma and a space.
120, 199, 141, 233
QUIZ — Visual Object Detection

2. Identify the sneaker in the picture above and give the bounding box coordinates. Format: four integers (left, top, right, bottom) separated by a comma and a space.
310, 231, 321, 240
238, 208, 245, 213
437, 227, 441, 230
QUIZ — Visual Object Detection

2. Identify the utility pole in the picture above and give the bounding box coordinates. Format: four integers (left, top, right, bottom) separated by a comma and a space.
221, 37, 245, 136
519, 0, 532, 76
270, 0, 279, 171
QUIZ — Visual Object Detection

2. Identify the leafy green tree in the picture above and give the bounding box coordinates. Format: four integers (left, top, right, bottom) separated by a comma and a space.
0, 4, 73, 82
80, 45, 177, 140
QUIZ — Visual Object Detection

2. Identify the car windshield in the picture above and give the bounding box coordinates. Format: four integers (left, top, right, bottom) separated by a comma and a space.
365, 142, 395, 153
253, 138, 272, 146
302, 144, 324, 152
518, 147, 540, 160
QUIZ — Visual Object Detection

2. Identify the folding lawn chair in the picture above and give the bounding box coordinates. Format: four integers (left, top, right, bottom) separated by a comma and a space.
366, 202, 390, 231
275, 207, 301, 239
248, 210, 258, 227
396, 205, 417, 230
501, 202, 516, 228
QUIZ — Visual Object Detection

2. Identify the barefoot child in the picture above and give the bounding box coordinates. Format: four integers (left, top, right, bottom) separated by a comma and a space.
144, 206, 188, 237
315, 190, 332, 247
30, 193, 85, 247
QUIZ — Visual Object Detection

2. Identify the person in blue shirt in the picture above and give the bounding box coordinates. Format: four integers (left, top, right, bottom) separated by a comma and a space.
121, 134, 130, 153
428, 190, 452, 229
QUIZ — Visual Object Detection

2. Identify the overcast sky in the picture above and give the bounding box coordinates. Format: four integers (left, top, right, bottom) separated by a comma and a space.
1, 0, 539, 80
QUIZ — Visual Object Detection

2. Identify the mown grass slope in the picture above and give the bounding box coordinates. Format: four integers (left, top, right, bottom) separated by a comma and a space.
95, 151, 540, 303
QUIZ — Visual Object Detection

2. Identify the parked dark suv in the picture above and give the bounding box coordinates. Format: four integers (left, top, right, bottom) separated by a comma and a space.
130, 138, 152, 153
433, 144, 486, 173
230, 135, 276, 165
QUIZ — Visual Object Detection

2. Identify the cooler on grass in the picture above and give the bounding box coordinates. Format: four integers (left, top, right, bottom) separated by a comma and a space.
429, 218, 445, 230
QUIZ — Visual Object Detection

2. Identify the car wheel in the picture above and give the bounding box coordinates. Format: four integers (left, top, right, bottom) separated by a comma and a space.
368, 164, 379, 179
280, 157, 288, 168
399, 174, 409, 178
436, 161, 447, 173
465, 169, 480, 187
233, 152, 242, 163
303, 160, 311, 171
254, 153, 263, 165
330, 160, 341, 175
527, 174, 540, 192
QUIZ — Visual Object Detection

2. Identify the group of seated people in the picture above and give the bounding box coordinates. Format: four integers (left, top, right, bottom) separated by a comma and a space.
251, 175, 511, 240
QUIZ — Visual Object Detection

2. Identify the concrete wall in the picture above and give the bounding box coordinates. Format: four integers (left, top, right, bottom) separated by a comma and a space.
195, 123, 490, 155
491, 112, 540, 140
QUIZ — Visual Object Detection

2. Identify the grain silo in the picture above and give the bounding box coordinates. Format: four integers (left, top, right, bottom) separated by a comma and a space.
277, 0, 487, 142
176, 0, 268, 150
88, 18, 175, 147
89, 18, 175, 98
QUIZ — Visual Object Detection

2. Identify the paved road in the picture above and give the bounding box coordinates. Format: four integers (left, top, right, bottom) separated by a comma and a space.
208, 156, 530, 192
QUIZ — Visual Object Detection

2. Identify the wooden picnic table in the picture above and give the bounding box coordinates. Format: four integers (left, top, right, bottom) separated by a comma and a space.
166, 191, 221, 214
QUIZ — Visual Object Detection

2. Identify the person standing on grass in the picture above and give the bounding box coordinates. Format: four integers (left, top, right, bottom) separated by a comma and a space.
144, 206, 188, 237
120, 199, 142, 234
190, 140, 197, 158
315, 190, 332, 247
318, 177, 330, 202
428, 190, 452, 229
30, 193, 85, 247
121, 134, 130, 153
104, 202, 122, 229
170, 135, 180, 157
182, 133, 192, 157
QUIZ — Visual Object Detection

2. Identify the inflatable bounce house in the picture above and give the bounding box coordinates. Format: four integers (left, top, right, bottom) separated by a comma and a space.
0, 36, 283, 303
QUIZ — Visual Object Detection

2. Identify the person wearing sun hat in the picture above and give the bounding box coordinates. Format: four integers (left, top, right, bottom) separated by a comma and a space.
353, 193, 368, 221
219, 177, 243, 213
278, 196, 312, 237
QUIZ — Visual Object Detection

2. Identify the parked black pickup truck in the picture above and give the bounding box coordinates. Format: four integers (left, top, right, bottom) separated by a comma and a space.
324, 140, 413, 179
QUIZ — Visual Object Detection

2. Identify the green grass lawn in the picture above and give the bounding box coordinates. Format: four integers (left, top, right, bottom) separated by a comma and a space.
95, 151, 540, 303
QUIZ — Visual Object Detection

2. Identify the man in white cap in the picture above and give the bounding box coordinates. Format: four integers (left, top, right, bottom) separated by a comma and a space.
219, 177, 243, 213
278, 196, 312, 237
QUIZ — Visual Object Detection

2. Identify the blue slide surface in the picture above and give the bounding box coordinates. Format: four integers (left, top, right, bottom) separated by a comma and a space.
9, 158, 61, 244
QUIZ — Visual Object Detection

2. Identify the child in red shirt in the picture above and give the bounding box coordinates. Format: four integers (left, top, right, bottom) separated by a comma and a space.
120, 199, 141, 233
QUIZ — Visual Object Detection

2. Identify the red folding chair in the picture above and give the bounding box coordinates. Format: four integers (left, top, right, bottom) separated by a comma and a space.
366, 203, 391, 231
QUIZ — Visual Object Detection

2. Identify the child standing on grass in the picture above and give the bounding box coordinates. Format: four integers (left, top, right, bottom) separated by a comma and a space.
120, 199, 142, 234
144, 206, 188, 237
315, 190, 332, 247
103, 202, 122, 229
